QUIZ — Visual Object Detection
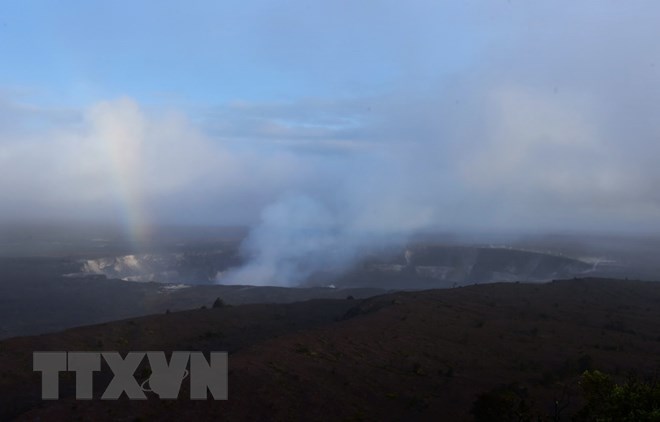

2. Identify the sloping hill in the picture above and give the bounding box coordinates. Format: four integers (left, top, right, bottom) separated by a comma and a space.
3, 278, 660, 421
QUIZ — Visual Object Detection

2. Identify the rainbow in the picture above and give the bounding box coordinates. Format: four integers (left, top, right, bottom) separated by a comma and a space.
96, 98, 152, 249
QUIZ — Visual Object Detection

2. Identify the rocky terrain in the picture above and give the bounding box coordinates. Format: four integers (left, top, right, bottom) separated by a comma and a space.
0, 243, 600, 340
0, 256, 386, 340
75, 244, 595, 287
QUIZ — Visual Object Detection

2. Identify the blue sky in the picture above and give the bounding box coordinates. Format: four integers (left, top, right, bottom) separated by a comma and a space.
2, 1, 660, 239
0, 1, 488, 106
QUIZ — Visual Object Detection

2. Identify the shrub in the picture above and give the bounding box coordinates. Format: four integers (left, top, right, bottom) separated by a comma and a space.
472, 384, 533, 422
576, 370, 660, 421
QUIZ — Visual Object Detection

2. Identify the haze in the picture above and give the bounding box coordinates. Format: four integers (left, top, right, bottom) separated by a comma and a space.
2, 2, 660, 283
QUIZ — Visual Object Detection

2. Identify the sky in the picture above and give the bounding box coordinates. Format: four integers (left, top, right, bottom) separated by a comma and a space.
2, 1, 660, 278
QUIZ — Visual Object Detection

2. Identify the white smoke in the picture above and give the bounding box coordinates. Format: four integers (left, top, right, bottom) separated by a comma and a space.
219, 162, 435, 286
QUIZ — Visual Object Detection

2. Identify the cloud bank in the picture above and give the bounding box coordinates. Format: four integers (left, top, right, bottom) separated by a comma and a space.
3, 2, 660, 284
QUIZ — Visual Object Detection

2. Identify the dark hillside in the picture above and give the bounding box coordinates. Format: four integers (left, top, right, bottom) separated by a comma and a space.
2, 278, 660, 420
